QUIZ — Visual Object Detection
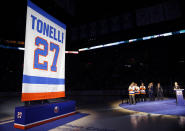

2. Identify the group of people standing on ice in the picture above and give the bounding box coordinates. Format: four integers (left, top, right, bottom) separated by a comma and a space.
128, 82, 163, 105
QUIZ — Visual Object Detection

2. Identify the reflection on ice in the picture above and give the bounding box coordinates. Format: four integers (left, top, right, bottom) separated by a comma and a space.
179, 116, 185, 127
130, 113, 185, 129
130, 114, 149, 128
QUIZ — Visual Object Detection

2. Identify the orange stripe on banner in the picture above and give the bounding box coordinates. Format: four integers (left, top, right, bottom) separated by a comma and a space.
21, 91, 65, 101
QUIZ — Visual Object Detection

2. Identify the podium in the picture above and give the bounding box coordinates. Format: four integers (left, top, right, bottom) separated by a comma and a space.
174, 89, 184, 106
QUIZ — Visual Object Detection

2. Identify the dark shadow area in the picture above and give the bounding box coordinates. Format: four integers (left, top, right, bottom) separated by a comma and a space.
66, 34, 185, 95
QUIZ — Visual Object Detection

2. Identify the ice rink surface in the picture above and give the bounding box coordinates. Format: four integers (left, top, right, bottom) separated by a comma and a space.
0, 95, 185, 131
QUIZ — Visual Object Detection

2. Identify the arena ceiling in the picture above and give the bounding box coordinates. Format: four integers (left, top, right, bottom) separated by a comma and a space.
0, 0, 184, 43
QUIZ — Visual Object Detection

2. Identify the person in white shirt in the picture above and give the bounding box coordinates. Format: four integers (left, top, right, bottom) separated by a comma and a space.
140, 82, 146, 102
134, 83, 140, 103
128, 82, 136, 105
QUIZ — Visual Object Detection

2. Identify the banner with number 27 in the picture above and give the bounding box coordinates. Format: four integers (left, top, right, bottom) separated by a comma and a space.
22, 0, 66, 101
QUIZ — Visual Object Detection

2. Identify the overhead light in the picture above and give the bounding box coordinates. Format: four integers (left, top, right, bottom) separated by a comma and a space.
179, 30, 185, 34
79, 48, 89, 52
129, 39, 137, 43
76, 29, 185, 52
161, 32, 172, 36
143, 36, 152, 40
18, 47, 25, 51
103, 42, 122, 47
65, 51, 78, 54
89, 45, 104, 50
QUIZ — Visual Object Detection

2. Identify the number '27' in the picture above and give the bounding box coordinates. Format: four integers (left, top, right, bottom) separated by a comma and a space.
34, 37, 60, 72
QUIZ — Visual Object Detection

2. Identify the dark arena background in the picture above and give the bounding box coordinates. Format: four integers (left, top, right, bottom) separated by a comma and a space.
0, 0, 185, 131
